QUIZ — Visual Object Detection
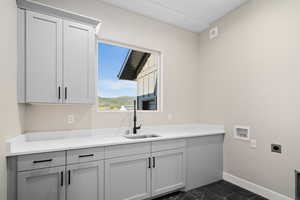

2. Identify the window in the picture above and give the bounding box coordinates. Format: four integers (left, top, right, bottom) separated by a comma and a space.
97, 42, 160, 111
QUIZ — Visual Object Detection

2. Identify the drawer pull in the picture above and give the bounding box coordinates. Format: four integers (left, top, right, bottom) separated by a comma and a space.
78, 154, 94, 158
33, 159, 53, 164
152, 157, 156, 168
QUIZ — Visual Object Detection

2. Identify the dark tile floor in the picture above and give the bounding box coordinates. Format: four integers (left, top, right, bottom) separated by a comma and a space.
155, 180, 268, 200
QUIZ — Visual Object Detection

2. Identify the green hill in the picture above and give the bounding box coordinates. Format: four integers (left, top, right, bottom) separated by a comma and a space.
98, 96, 135, 111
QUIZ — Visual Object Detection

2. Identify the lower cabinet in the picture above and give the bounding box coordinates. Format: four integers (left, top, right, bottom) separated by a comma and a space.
104, 148, 186, 200
67, 161, 104, 200
104, 154, 151, 200
185, 135, 223, 190
151, 149, 185, 196
9, 136, 223, 200
17, 161, 104, 200
17, 166, 66, 200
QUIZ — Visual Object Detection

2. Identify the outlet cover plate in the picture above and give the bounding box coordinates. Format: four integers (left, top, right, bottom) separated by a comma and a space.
250, 139, 257, 148
67, 114, 75, 124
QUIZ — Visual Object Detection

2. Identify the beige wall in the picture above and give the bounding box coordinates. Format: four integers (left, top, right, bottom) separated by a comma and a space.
1, 0, 200, 199
2, 0, 299, 199
0, 0, 24, 199
198, 0, 300, 198
23, 0, 201, 132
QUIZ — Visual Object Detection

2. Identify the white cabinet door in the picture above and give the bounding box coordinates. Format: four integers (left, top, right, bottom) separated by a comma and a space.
185, 135, 223, 190
26, 11, 62, 103
17, 166, 65, 200
63, 20, 95, 104
66, 161, 104, 200
105, 154, 151, 200
151, 149, 185, 196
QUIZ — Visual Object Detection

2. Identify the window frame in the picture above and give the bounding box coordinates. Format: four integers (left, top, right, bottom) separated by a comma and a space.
96, 39, 163, 113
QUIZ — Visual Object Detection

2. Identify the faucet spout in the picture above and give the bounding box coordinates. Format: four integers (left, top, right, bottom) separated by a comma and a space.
133, 100, 141, 134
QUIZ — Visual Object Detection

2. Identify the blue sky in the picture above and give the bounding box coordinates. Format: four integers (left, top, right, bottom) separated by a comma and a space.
98, 43, 137, 98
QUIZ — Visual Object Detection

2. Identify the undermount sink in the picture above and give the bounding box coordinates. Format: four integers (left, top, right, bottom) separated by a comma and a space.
124, 134, 161, 139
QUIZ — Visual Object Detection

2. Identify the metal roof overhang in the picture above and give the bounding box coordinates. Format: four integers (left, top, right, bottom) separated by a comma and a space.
118, 50, 151, 80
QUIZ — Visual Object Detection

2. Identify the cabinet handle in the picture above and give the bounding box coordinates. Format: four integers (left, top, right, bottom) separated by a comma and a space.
78, 154, 94, 158
152, 157, 156, 168
148, 157, 151, 168
33, 159, 53, 164
68, 170, 71, 185
58, 86, 61, 99
65, 87, 68, 100
60, 171, 64, 186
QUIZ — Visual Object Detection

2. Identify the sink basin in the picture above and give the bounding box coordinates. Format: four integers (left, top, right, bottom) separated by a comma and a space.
124, 134, 161, 139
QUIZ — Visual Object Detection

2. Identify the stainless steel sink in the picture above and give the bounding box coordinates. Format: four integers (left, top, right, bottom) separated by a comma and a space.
124, 134, 161, 139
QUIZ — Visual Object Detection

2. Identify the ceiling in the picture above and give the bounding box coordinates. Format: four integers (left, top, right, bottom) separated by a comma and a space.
100, 0, 248, 32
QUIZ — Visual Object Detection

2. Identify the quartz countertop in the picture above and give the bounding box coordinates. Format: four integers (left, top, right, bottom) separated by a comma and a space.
5, 124, 225, 157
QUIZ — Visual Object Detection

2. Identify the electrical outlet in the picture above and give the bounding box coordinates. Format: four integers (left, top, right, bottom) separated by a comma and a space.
67, 114, 75, 124
167, 114, 173, 121
250, 139, 257, 148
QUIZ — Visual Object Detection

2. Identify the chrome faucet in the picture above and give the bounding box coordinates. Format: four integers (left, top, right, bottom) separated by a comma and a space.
133, 100, 141, 134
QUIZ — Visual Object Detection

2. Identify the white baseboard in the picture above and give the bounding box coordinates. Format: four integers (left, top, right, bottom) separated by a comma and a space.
223, 172, 293, 200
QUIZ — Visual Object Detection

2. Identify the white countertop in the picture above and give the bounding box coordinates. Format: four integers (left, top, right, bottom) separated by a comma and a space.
5, 124, 225, 157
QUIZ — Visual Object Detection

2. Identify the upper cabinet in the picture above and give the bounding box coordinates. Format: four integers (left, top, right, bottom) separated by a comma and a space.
17, 5, 99, 104
26, 11, 63, 103
63, 21, 95, 104
17, 9, 26, 103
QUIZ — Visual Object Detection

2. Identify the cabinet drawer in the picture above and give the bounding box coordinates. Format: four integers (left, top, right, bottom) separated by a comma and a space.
17, 151, 65, 172
67, 147, 104, 164
105, 143, 151, 159
152, 139, 186, 152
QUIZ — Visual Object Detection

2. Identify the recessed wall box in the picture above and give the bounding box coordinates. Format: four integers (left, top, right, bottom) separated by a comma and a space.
234, 126, 250, 141
271, 144, 282, 153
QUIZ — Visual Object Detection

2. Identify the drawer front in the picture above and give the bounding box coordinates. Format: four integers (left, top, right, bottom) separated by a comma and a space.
67, 147, 104, 164
152, 139, 186, 152
105, 143, 151, 159
17, 151, 65, 172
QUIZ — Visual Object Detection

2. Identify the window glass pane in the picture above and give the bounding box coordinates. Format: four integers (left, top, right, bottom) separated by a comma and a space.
98, 42, 159, 111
